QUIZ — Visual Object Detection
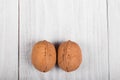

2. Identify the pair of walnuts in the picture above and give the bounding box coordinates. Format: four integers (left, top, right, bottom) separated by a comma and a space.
32, 40, 82, 72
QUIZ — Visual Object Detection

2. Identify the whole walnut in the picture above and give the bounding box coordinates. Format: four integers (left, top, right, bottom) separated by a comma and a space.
58, 40, 82, 72
31, 40, 56, 72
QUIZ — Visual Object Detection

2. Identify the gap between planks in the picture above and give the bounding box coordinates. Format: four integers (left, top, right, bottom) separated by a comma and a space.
18, 0, 20, 79
106, 0, 110, 80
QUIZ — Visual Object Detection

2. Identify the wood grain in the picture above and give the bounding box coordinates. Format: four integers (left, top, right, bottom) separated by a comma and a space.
20, 0, 109, 80
0, 0, 18, 80
108, 0, 120, 80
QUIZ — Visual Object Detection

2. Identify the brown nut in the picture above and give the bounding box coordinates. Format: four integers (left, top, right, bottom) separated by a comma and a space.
58, 40, 82, 72
31, 40, 56, 72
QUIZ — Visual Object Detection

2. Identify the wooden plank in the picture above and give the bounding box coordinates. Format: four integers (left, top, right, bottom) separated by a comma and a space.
108, 0, 120, 80
0, 0, 18, 80
20, 0, 108, 80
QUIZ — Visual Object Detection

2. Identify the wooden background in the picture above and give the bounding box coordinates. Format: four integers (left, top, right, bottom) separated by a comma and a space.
0, 0, 120, 80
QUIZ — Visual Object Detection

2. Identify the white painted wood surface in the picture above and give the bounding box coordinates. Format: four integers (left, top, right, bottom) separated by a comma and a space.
0, 0, 120, 80
20, 0, 108, 80
108, 0, 120, 80
0, 0, 18, 80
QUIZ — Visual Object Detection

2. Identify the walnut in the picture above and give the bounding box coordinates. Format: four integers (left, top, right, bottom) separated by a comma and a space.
31, 40, 56, 72
58, 40, 82, 72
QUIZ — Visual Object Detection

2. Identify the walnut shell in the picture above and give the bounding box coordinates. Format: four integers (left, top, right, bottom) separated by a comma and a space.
31, 40, 56, 72
58, 40, 82, 72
